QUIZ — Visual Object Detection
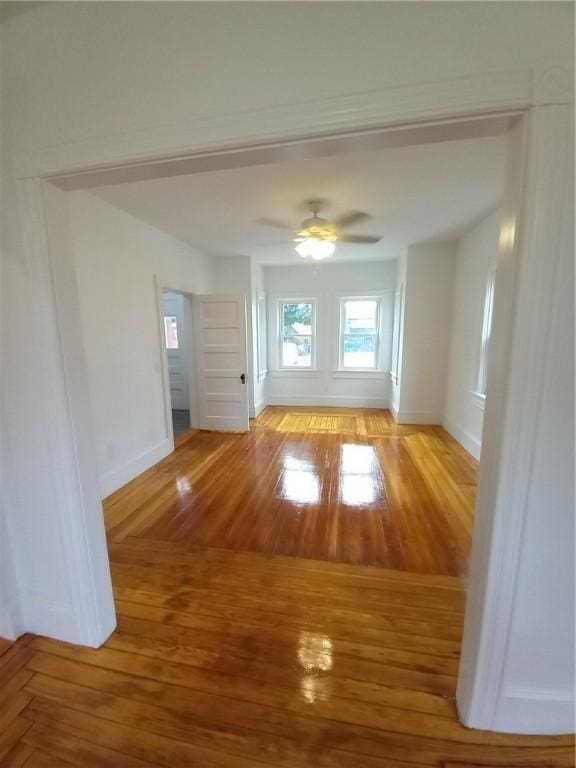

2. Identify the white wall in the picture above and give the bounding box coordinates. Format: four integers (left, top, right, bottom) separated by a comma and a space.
394, 243, 456, 424
444, 211, 500, 459
2, 3, 573, 154
69, 191, 212, 497
264, 261, 396, 408
0, 504, 23, 639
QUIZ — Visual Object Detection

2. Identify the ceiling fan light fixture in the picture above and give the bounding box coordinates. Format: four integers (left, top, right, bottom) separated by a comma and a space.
295, 237, 336, 261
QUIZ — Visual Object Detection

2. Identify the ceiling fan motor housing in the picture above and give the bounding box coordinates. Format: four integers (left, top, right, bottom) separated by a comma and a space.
297, 216, 338, 242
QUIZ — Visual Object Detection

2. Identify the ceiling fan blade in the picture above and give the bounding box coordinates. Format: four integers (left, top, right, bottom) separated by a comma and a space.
334, 210, 372, 229
339, 234, 382, 244
256, 217, 293, 231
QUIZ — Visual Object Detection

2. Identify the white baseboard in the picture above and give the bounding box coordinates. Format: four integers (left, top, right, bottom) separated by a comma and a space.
254, 398, 267, 417
393, 409, 443, 425
0, 589, 25, 641
100, 437, 172, 498
443, 418, 482, 460
491, 687, 576, 735
20, 592, 79, 643
266, 395, 390, 409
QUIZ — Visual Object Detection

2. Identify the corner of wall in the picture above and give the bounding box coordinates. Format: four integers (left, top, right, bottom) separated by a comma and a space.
99, 438, 172, 498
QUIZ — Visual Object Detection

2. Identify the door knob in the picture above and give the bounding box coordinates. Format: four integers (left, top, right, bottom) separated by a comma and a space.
240, 373, 246, 384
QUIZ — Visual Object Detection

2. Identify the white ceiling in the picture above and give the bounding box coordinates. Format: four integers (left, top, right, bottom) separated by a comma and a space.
92, 135, 506, 264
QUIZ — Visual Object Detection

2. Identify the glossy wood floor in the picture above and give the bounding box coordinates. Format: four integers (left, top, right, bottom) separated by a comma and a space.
106, 406, 478, 577
2, 409, 573, 765
1, 545, 574, 766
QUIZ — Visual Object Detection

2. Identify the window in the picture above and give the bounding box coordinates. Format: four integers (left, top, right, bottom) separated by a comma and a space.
163, 316, 179, 349
339, 297, 380, 369
279, 300, 314, 368
257, 293, 268, 379
477, 268, 496, 395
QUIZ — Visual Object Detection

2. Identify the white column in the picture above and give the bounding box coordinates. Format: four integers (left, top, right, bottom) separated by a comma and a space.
457, 103, 575, 734
1, 177, 115, 646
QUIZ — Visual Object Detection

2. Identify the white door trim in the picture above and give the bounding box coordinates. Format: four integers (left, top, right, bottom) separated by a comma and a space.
7, 63, 574, 735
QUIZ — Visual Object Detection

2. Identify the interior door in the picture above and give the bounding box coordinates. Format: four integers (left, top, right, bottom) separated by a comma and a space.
162, 292, 189, 411
193, 294, 249, 432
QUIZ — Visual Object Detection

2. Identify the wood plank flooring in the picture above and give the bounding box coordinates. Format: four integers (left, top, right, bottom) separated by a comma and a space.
105, 406, 477, 577
2, 408, 573, 765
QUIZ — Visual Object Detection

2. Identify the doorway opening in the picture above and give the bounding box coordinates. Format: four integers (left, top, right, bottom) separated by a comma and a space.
159, 289, 200, 448
22, 87, 571, 736
161, 291, 193, 440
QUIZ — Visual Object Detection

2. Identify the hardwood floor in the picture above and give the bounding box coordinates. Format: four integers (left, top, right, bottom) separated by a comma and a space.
1, 408, 573, 765
106, 406, 477, 577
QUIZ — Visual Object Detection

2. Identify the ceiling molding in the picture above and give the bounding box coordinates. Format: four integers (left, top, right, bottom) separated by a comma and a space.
13, 68, 537, 181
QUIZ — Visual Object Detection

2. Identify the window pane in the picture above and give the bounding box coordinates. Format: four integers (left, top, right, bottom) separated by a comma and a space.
282, 335, 312, 367
344, 300, 377, 334
164, 316, 179, 349
282, 303, 312, 335
343, 334, 376, 368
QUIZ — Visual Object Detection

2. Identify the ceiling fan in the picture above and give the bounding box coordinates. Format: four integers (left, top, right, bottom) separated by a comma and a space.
258, 200, 382, 261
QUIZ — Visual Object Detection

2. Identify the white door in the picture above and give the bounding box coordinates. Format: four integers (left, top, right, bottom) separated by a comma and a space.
193, 294, 249, 432
162, 292, 189, 411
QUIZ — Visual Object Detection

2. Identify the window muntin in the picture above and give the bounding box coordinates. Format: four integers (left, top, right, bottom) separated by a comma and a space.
477, 268, 496, 395
163, 316, 179, 349
339, 298, 380, 370
279, 301, 315, 368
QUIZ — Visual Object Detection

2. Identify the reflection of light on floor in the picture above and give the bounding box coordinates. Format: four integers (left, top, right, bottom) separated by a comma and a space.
300, 675, 331, 704
176, 476, 191, 495
340, 474, 377, 506
339, 444, 381, 506
298, 631, 333, 671
282, 454, 314, 472
280, 470, 320, 504
298, 631, 333, 704
341, 444, 378, 473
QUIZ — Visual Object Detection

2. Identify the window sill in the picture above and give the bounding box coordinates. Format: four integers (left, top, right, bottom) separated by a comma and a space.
332, 370, 389, 379
471, 391, 487, 410
271, 369, 322, 378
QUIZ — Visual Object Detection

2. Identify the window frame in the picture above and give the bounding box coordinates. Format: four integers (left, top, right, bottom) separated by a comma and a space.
476, 264, 497, 397
277, 298, 317, 370
337, 295, 383, 371
390, 284, 403, 384
256, 292, 268, 381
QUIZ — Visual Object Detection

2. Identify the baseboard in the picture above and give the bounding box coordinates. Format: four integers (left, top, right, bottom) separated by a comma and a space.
20, 591, 79, 643
491, 687, 576, 735
390, 402, 400, 422
254, 398, 267, 417
0, 589, 25, 641
100, 437, 172, 498
443, 417, 482, 460
393, 410, 443, 425
266, 395, 390, 409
